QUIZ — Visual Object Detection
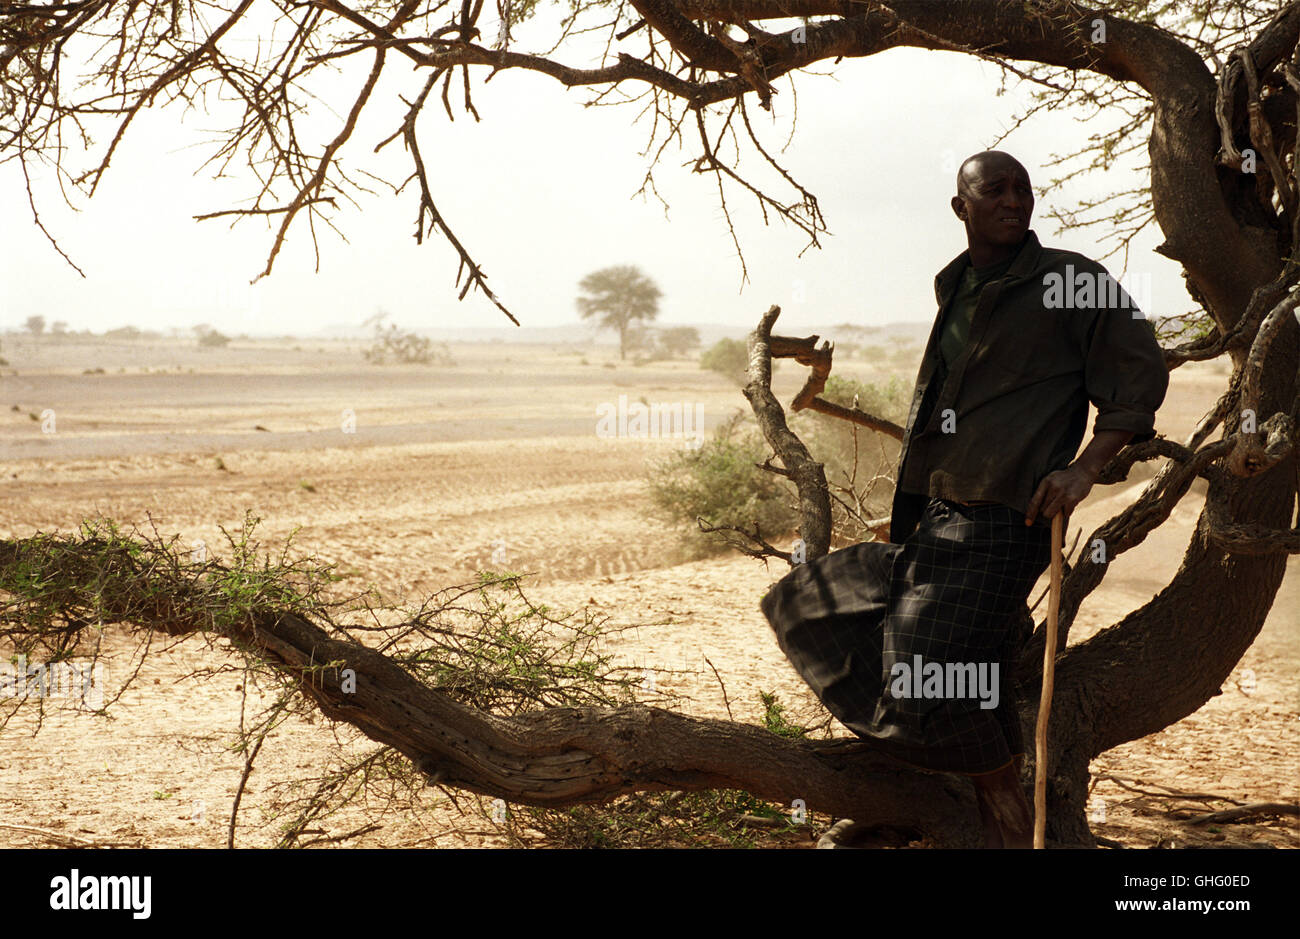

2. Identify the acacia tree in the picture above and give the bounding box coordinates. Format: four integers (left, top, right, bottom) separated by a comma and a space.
576, 265, 663, 359
2, 0, 1298, 846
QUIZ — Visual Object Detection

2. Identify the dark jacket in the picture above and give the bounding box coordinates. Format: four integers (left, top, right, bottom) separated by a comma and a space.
889, 229, 1169, 543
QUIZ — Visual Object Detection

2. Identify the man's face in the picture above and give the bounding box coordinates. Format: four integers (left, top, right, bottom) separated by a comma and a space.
951, 158, 1034, 252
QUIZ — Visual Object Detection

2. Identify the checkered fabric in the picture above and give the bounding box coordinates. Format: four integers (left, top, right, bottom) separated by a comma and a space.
760, 498, 1051, 774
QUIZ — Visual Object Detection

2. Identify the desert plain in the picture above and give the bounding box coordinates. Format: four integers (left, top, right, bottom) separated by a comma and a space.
0, 331, 1294, 848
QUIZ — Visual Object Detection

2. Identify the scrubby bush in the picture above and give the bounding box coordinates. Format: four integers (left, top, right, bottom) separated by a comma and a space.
363, 323, 453, 365
197, 328, 232, 348
647, 376, 910, 555
819, 374, 910, 422
699, 338, 749, 382
647, 412, 799, 557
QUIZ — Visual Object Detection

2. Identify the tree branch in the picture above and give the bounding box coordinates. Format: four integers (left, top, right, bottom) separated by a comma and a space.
743, 306, 833, 562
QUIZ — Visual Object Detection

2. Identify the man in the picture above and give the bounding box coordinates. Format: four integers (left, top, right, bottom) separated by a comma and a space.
760, 150, 1169, 847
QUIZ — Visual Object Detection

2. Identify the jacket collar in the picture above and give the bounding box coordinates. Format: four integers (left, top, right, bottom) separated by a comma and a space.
934, 229, 1044, 306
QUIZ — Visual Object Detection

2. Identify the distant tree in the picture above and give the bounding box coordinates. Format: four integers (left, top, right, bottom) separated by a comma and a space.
575, 266, 661, 360
51, 321, 68, 337
194, 324, 231, 348
24, 316, 45, 336
658, 326, 701, 359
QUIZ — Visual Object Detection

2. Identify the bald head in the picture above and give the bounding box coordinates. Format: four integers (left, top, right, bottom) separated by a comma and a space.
951, 151, 1034, 265
956, 151, 1030, 199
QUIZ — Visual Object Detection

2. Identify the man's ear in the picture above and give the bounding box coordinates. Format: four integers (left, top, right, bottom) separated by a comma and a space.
951, 195, 967, 220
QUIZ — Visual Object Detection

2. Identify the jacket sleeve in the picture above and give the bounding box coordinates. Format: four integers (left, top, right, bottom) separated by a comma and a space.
1079, 269, 1169, 444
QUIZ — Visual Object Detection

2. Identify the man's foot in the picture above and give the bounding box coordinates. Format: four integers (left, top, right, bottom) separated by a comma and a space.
815, 819, 922, 848
974, 788, 1004, 848
970, 760, 1034, 848
816, 818, 873, 849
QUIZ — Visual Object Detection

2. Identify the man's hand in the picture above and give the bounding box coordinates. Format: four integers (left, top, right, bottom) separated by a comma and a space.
1024, 429, 1136, 526
1024, 466, 1095, 526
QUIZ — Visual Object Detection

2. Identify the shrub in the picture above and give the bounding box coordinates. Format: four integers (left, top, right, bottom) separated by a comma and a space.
647, 412, 800, 556
647, 377, 909, 553
819, 374, 910, 423
198, 329, 231, 348
699, 338, 749, 382
363, 323, 453, 365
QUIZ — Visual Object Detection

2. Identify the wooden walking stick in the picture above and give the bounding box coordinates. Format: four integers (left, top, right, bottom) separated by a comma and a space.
1033, 512, 1065, 850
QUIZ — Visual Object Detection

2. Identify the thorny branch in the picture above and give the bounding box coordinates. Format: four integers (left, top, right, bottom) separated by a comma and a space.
12, 1, 1299, 320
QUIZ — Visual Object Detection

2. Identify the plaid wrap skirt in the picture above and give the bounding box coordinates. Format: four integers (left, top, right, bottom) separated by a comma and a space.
760, 497, 1051, 774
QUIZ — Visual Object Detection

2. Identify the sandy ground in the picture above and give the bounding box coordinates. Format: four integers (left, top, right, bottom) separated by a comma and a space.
0, 336, 1294, 849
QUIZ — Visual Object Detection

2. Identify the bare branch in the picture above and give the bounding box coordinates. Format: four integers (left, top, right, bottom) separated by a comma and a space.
743, 305, 832, 562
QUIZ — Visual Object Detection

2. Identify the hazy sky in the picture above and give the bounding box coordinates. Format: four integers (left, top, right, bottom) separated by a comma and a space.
0, 7, 1189, 338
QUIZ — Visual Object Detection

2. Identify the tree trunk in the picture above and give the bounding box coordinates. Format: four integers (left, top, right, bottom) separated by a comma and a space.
1029, 335, 1296, 844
